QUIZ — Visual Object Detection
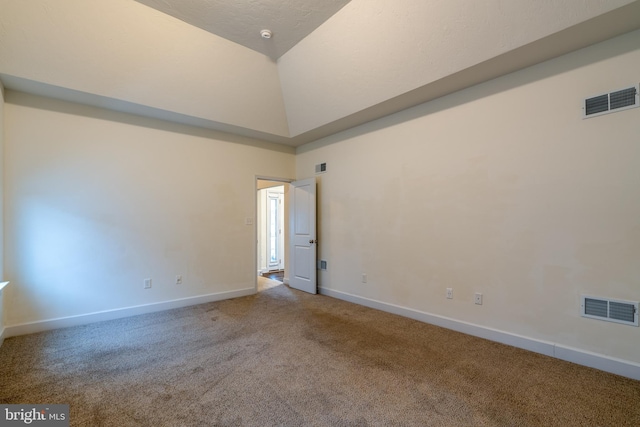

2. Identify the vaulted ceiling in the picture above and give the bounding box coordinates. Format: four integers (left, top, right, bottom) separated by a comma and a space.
2, 0, 640, 148
134, 0, 352, 59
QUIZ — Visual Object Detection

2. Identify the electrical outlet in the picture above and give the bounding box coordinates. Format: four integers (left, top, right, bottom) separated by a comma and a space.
362, 273, 367, 283
475, 292, 483, 305
144, 278, 152, 289
175, 275, 183, 285
446, 288, 453, 299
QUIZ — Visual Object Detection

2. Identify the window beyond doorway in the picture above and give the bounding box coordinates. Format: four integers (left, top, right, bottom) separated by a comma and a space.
257, 185, 285, 274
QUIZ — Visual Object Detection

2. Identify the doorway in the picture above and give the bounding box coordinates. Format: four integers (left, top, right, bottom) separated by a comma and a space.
256, 178, 290, 292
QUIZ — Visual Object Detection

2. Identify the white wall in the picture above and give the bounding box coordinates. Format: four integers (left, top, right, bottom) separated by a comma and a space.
0, 0, 289, 138
296, 30, 640, 366
3, 92, 295, 328
279, 0, 636, 136
0, 81, 5, 341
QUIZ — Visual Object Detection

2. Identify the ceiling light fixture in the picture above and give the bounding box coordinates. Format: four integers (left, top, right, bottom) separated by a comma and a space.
260, 29, 272, 39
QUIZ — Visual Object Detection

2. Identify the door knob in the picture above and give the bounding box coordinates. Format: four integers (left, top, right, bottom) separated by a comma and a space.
309, 239, 317, 244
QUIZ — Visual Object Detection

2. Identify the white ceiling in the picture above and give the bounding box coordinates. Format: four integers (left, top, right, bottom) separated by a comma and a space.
134, 0, 351, 59
2, 0, 640, 148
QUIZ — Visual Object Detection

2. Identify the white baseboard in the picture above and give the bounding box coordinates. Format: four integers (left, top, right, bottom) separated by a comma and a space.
4, 288, 255, 339
319, 286, 640, 381
0, 282, 8, 347
553, 345, 640, 380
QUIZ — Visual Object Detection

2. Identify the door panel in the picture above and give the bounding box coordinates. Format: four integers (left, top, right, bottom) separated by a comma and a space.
289, 178, 317, 294
294, 246, 311, 280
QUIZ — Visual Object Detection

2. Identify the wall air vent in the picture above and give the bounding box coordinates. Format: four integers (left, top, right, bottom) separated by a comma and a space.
315, 163, 327, 174
583, 85, 639, 118
581, 295, 638, 326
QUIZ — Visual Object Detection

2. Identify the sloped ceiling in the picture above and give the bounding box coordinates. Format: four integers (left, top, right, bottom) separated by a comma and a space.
134, 0, 352, 59
1, 0, 640, 148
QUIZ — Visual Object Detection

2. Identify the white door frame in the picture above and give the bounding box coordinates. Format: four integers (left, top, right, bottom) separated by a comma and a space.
254, 176, 293, 292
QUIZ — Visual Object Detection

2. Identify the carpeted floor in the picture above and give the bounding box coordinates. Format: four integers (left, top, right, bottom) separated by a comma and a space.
1, 283, 639, 426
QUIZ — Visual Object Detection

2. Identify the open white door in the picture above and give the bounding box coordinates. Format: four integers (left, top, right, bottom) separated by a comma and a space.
289, 177, 317, 294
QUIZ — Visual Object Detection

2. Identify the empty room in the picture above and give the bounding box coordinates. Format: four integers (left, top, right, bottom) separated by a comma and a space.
1, 1, 639, 425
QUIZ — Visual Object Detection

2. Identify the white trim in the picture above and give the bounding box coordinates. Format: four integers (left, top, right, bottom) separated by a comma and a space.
255, 175, 294, 184
554, 345, 640, 380
0, 282, 8, 347
319, 286, 640, 381
4, 288, 255, 338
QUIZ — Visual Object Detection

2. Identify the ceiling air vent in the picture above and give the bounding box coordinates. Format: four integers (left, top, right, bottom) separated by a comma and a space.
583, 85, 639, 118
581, 295, 638, 326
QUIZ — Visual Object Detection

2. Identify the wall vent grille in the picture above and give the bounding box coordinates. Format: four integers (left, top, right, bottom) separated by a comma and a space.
581, 295, 638, 326
315, 163, 327, 174
583, 85, 639, 118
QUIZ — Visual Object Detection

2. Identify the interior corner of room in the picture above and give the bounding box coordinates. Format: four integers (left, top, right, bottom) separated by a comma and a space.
0, 0, 639, 385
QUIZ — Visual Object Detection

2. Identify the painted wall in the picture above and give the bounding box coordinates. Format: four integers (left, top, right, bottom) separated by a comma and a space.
0, 81, 5, 340
3, 92, 295, 327
0, 0, 289, 137
296, 30, 640, 364
0, 80, 5, 279
279, 0, 636, 136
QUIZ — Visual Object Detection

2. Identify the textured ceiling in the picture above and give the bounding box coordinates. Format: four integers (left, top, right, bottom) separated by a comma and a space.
3, 0, 640, 148
134, 0, 351, 59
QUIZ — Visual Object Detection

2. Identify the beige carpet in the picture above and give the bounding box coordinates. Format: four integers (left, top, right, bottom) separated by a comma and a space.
1, 283, 639, 426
